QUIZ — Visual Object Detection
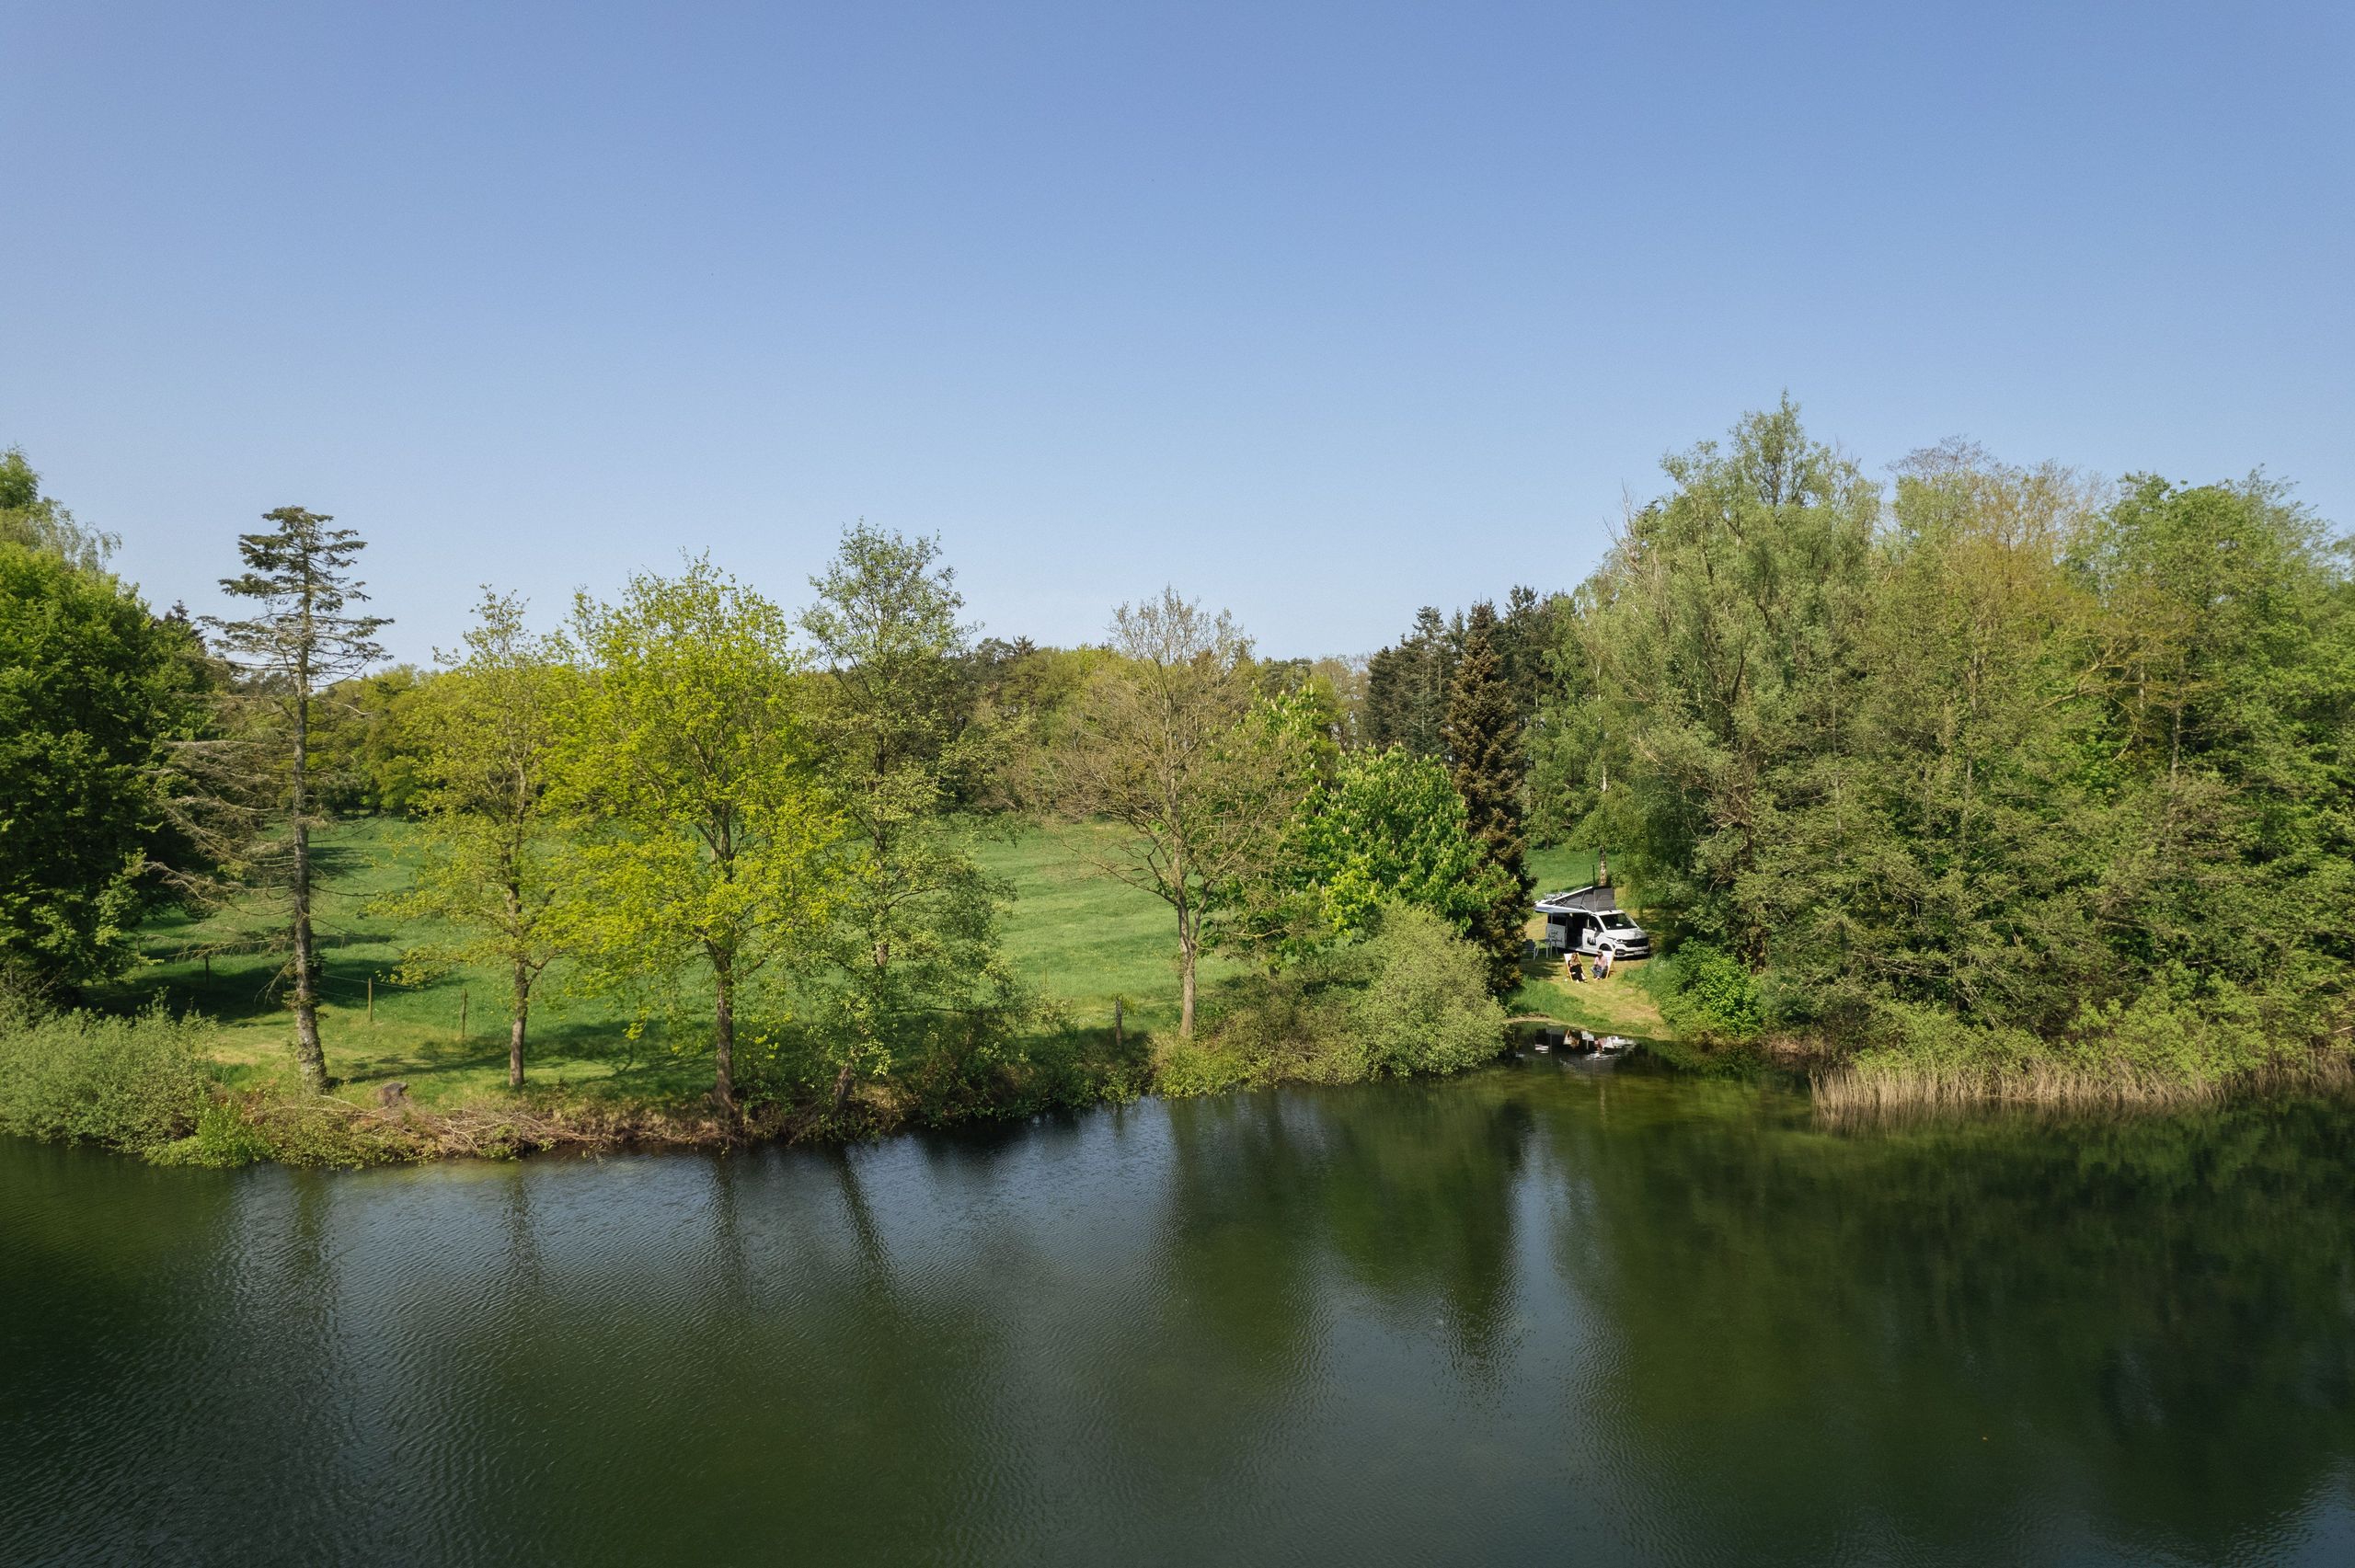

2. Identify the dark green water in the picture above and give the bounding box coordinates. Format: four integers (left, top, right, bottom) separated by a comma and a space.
6, 1059, 2355, 1566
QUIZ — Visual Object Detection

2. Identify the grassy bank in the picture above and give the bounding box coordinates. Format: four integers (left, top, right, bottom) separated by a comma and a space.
21, 817, 1325, 1162
5, 826, 1720, 1165
93, 817, 1236, 1112
38, 819, 2316, 1162
1500, 843, 1679, 1041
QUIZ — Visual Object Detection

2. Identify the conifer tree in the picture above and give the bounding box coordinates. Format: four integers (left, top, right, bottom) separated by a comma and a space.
1445, 601, 1531, 990
205, 508, 389, 1093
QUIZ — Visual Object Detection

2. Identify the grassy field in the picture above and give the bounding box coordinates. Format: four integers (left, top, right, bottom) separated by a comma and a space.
97, 821, 1664, 1113
99, 817, 1241, 1110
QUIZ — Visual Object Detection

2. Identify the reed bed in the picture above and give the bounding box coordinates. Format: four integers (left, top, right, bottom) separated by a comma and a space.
1812, 1052, 2353, 1127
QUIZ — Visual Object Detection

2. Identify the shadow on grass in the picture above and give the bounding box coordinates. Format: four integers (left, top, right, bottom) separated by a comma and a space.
330, 1017, 717, 1100
100, 948, 429, 1026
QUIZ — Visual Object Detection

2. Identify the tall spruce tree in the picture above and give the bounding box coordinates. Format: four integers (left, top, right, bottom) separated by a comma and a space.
1446, 601, 1531, 990
205, 508, 388, 1093
1363, 605, 1459, 755
206, 506, 385, 1092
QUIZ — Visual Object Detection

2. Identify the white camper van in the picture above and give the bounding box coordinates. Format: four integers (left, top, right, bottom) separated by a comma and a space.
1534, 886, 1651, 962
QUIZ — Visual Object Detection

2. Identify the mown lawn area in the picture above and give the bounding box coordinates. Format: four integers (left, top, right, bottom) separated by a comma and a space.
102, 821, 1667, 1111
103, 817, 1242, 1109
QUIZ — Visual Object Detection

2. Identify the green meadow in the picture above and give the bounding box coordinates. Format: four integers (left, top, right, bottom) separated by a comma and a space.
98, 821, 1664, 1114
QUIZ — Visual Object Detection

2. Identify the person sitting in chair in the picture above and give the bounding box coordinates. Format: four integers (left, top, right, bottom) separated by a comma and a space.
1563, 949, 1584, 982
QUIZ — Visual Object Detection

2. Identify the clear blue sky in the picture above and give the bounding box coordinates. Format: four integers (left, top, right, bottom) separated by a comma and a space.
6, 1, 2349, 662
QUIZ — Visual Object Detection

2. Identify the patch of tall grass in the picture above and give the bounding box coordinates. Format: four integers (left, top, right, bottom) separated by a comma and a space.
1813, 990, 2355, 1125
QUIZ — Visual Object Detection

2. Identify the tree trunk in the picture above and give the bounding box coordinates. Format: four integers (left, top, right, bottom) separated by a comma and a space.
1178, 922, 1199, 1038
831, 1059, 856, 1116
290, 683, 326, 1094
509, 958, 530, 1090
711, 956, 736, 1110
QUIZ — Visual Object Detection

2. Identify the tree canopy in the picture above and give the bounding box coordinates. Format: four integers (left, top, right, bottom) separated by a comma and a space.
0, 543, 205, 991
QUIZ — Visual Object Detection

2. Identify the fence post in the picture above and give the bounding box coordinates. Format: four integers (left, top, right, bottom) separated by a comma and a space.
1114, 995, 1124, 1049
367, 977, 374, 1025
459, 988, 468, 1041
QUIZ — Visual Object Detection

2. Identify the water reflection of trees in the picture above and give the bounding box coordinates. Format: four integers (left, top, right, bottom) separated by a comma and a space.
1541, 1086, 2355, 1562
1158, 1077, 1534, 1377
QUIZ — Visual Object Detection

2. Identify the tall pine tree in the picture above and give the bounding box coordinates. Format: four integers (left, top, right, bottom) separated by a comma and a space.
206, 509, 388, 1093
1446, 601, 1531, 990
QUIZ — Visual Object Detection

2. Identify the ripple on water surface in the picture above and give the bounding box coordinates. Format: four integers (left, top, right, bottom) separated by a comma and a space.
7, 1066, 2355, 1566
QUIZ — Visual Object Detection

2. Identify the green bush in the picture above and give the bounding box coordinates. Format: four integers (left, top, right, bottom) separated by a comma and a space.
2056, 979, 2286, 1082
1172, 906, 1504, 1093
1154, 1036, 1258, 1097
152, 1099, 276, 1168
1648, 942, 1763, 1041
1345, 905, 1507, 1078
1171, 963, 1354, 1093
0, 999, 217, 1152
1844, 979, 2318, 1090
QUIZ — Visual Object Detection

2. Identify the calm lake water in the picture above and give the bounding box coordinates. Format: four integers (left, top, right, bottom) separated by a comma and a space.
6, 1058, 2355, 1566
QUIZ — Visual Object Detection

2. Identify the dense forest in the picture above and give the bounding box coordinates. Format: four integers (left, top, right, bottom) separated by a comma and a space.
1535, 403, 2354, 1089
3, 398, 2350, 1162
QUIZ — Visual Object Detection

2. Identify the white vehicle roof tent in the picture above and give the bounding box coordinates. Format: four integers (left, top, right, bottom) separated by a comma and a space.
1534, 884, 1616, 915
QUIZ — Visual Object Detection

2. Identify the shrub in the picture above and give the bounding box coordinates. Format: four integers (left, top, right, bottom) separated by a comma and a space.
0, 999, 217, 1152
152, 1099, 277, 1168
1648, 942, 1763, 1040
1169, 962, 1355, 1093
1172, 907, 1505, 1092
1346, 905, 1507, 1078
2057, 979, 2285, 1082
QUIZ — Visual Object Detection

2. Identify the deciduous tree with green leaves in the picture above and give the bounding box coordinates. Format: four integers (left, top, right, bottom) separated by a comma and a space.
798, 525, 1021, 1116
1533, 399, 2355, 1079
1042, 589, 1312, 1036
0, 542, 206, 992
554, 560, 836, 1109
387, 591, 572, 1089
0, 446, 117, 573
1249, 743, 1511, 960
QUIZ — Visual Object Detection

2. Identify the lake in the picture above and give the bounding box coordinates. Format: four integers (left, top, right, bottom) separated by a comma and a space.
6, 1057, 2355, 1565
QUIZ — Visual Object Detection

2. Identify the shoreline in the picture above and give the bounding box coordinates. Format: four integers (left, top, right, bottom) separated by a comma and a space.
1809, 1051, 2355, 1127
84, 1036, 2355, 1170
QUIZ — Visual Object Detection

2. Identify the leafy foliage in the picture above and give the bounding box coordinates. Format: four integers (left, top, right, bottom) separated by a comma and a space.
385, 591, 575, 1087
308, 665, 435, 815
0, 446, 117, 572
1166, 903, 1505, 1091
1255, 743, 1511, 956
1040, 588, 1315, 1035
0, 996, 214, 1151
0, 543, 209, 990
797, 525, 1028, 1113
1536, 401, 2355, 1077
551, 558, 836, 1106
1346, 905, 1510, 1077
1646, 942, 1763, 1041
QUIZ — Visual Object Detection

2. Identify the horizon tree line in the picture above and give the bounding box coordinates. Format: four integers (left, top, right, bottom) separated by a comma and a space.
7, 398, 2348, 1100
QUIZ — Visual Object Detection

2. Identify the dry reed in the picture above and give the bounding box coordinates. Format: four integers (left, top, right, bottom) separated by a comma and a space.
1812, 1052, 2353, 1128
